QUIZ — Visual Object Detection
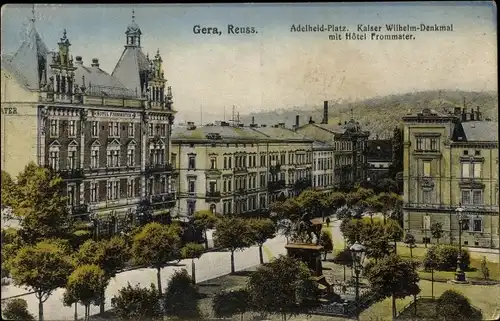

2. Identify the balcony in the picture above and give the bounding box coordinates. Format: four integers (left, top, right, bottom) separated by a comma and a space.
412, 149, 442, 158
267, 179, 286, 192
59, 168, 85, 180
233, 167, 248, 174
205, 168, 222, 176
294, 178, 312, 191
205, 191, 221, 200
145, 163, 173, 174
150, 193, 176, 209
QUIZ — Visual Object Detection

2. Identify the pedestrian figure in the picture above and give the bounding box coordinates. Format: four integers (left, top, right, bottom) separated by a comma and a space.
326, 217, 331, 227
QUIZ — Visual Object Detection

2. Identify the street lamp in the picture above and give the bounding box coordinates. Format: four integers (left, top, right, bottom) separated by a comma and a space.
350, 241, 367, 321
455, 204, 466, 282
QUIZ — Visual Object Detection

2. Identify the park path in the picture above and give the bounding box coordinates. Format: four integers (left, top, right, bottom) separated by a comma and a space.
1, 233, 288, 321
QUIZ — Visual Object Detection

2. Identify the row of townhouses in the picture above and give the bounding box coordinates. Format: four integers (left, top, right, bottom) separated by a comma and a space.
1, 14, 373, 227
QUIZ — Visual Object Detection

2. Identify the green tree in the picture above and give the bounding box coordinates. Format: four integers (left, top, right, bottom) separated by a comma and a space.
247, 255, 311, 321
436, 290, 482, 321
385, 219, 404, 254
377, 192, 401, 224
332, 248, 353, 267
326, 191, 346, 213
4, 163, 71, 243
63, 265, 107, 321
423, 245, 471, 271
74, 236, 130, 313
131, 222, 181, 294
480, 256, 490, 280
180, 242, 205, 284
248, 218, 276, 264
164, 269, 201, 320
319, 228, 334, 260
212, 289, 251, 321
296, 189, 326, 219
430, 222, 444, 244
192, 210, 218, 249
1, 298, 35, 320
111, 283, 162, 321
1, 227, 24, 279
213, 216, 252, 274
364, 254, 420, 319
391, 126, 404, 179
403, 233, 416, 258
1, 170, 16, 207
9, 239, 74, 321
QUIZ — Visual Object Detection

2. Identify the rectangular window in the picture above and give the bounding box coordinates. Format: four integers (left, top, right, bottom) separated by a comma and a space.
188, 156, 196, 169
112, 150, 120, 167
91, 149, 99, 168
90, 182, 98, 203
210, 157, 216, 169
108, 122, 113, 136
67, 185, 75, 206
472, 190, 483, 205
423, 161, 431, 177
148, 124, 154, 136
224, 157, 227, 169
49, 151, 59, 170
228, 157, 232, 169
68, 120, 76, 137
228, 180, 232, 191
128, 123, 135, 137
461, 190, 471, 205
430, 138, 437, 151
127, 180, 134, 198
67, 150, 77, 169
50, 120, 58, 137
473, 218, 482, 232
462, 163, 470, 178
422, 190, 431, 204
114, 123, 119, 137
188, 180, 195, 193
91, 121, 99, 137
127, 149, 135, 166
107, 181, 113, 200
113, 181, 119, 199
416, 138, 423, 150
107, 151, 112, 167
473, 163, 482, 178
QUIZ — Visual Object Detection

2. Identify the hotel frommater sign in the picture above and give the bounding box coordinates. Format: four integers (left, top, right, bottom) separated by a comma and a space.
92, 111, 136, 118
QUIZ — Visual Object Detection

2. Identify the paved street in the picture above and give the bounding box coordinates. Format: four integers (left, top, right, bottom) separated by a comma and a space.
1, 233, 288, 320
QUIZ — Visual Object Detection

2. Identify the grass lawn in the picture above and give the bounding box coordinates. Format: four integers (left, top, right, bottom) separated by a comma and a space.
360, 280, 500, 321
396, 243, 500, 281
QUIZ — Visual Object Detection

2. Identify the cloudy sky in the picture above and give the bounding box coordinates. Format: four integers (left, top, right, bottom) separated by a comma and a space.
1, 3, 497, 123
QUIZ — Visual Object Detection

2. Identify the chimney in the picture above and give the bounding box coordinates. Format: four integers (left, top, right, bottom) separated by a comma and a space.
322, 101, 329, 124
91, 58, 99, 68
75, 56, 83, 65
252, 116, 255, 125
476, 106, 481, 121
461, 108, 467, 122
295, 115, 300, 128
470, 108, 475, 121
453, 106, 461, 116
308, 116, 315, 124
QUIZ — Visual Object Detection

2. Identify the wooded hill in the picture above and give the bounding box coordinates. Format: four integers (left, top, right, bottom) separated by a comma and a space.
240, 90, 498, 138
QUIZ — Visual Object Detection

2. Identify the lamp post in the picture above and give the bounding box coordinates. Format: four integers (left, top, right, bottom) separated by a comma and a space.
455, 204, 466, 282
350, 241, 366, 321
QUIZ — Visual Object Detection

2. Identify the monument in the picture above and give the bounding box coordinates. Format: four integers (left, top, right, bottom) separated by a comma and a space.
285, 211, 333, 294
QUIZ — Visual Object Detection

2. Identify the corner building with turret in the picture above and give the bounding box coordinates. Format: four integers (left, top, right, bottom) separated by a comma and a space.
1, 13, 177, 229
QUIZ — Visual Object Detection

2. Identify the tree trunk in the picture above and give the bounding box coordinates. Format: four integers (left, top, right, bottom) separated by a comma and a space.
410, 246, 413, 259
323, 251, 327, 261
156, 267, 162, 295
191, 258, 196, 285
383, 214, 386, 224
394, 241, 397, 254
84, 304, 88, 321
413, 294, 417, 316
437, 238, 440, 244
100, 287, 105, 314
38, 296, 44, 321
392, 295, 397, 320
74, 303, 78, 321
230, 250, 235, 274
204, 229, 209, 249
259, 245, 264, 264
431, 268, 434, 299
241, 312, 244, 321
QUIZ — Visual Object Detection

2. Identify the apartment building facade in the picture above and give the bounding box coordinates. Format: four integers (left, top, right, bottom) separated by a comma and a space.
402, 107, 499, 249
171, 122, 314, 217
1, 14, 176, 228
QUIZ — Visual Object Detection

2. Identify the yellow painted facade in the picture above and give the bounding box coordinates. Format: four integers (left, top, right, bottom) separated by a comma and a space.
403, 108, 499, 249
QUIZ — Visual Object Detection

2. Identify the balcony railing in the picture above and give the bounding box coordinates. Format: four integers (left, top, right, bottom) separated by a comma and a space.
206, 191, 221, 198
145, 163, 173, 174
59, 168, 85, 180
268, 179, 286, 192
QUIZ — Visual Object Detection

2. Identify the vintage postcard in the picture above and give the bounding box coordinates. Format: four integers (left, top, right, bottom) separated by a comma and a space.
1, 3, 498, 321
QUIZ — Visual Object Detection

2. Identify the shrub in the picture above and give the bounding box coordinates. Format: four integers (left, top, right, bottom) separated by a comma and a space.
319, 229, 334, 260
212, 289, 251, 319
423, 245, 470, 271
164, 269, 201, 319
480, 256, 490, 280
332, 248, 353, 267
436, 290, 482, 321
1, 298, 35, 320
111, 282, 162, 320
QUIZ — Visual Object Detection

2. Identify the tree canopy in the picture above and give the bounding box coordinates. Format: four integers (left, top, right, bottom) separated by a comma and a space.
212, 289, 251, 321
214, 216, 253, 273
2, 163, 72, 242
1, 298, 35, 321
111, 283, 162, 321
164, 269, 201, 319
247, 255, 311, 320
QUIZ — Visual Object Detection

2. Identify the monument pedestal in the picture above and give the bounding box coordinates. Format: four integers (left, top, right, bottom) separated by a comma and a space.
285, 243, 333, 294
